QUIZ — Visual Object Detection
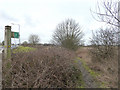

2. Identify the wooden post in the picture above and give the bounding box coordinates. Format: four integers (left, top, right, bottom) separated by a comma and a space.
3, 26, 12, 87
4, 26, 11, 60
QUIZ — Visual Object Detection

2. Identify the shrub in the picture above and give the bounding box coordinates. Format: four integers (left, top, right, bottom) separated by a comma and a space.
52, 19, 84, 51
3, 46, 82, 88
89, 28, 117, 62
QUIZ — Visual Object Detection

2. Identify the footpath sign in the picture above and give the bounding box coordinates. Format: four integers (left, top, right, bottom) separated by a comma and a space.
11, 32, 19, 38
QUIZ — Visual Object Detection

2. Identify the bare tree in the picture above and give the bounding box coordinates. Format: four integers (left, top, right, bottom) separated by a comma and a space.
28, 34, 40, 44
90, 27, 117, 62
52, 19, 84, 50
91, 0, 119, 48
91, 0, 119, 27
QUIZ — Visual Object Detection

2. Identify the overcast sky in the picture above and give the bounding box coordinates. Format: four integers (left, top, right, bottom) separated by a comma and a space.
0, 0, 111, 45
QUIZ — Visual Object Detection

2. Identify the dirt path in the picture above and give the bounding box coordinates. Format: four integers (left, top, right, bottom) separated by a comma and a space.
75, 58, 99, 88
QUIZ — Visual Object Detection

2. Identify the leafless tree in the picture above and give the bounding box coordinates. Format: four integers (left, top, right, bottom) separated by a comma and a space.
52, 19, 84, 50
91, 0, 119, 53
90, 27, 117, 62
91, 0, 120, 27
28, 34, 40, 44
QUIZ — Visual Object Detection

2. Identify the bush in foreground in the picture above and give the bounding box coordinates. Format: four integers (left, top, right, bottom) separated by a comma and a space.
3, 46, 83, 88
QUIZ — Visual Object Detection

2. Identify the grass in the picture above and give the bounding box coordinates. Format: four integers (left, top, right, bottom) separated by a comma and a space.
76, 57, 99, 77
12, 46, 36, 53
99, 82, 108, 88
76, 74, 85, 88
73, 60, 85, 88
76, 57, 108, 88
6, 62, 11, 69
72, 66, 85, 88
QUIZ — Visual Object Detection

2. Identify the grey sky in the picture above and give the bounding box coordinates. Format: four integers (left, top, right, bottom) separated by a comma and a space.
0, 0, 108, 45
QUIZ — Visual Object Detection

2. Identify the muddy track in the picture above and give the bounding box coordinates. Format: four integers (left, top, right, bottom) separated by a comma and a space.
75, 58, 99, 88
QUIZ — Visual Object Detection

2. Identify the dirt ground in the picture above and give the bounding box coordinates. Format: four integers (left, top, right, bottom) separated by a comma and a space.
76, 47, 118, 88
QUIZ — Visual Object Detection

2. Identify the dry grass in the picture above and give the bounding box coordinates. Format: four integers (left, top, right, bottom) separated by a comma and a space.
3, 46, 83, 88
76, 46, 118, 88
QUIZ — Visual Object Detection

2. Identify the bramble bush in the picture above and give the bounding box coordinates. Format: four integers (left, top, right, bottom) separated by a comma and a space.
3, 46, 83, 88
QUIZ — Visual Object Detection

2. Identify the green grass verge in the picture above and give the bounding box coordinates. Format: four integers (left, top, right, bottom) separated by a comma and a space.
12, 46, 36, 53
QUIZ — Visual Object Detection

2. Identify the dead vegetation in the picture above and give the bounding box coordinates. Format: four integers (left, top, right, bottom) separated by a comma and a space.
3, 46, 83, 88
86, 27, 118, 88
76, 47, 118, 88
89, 27, 117, 62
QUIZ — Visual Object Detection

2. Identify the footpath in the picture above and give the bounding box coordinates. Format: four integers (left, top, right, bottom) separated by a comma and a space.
75, 58, 100, 88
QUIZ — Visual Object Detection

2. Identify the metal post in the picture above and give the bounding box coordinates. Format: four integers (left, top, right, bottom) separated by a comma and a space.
4, 26, 11, 60
11, 23, 20, 45
18, 24, 20, 45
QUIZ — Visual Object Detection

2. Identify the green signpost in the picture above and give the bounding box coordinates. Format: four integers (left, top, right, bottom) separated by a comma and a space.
11, 32, 19, 38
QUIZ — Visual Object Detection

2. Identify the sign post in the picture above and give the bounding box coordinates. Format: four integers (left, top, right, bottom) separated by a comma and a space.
4, 26, 11, 60
4, 26, 20, 60
3, 26, 12, 88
